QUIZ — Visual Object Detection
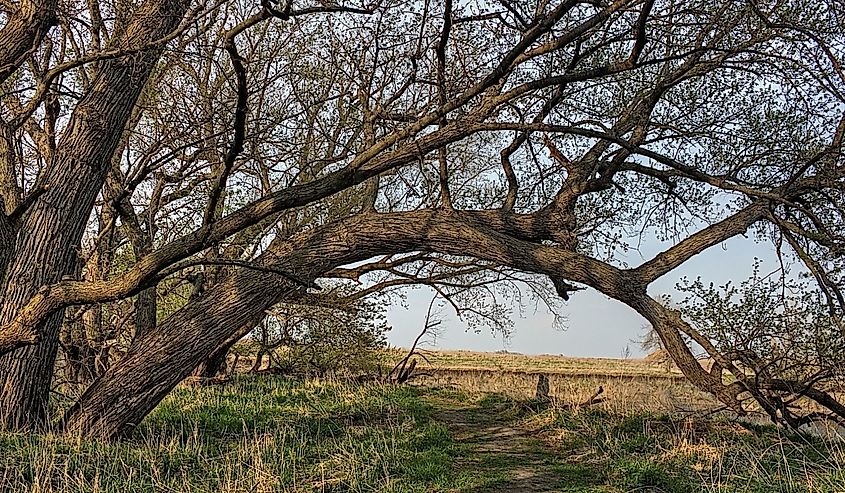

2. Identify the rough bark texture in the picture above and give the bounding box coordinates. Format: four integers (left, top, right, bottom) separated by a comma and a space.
62, 267, 290, 437
0, 0, 191, 431
191, 348, 229, 379
192, 323, 255, 378
133, 288, 157, 341
0, 0, 57, 84
1, 0, 836, 437
0, 125, 22, 283
0, 125, 23, 216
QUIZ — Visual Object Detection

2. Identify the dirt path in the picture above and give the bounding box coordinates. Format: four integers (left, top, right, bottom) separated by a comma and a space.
427, 396, 567, 492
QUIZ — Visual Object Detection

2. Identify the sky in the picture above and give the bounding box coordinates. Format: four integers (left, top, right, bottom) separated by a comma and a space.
384, 232, 784, 358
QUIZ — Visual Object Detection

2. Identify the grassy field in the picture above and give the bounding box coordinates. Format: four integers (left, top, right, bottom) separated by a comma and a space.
402, 349, 680, 377
1, 375, 842, 492
1, 378, 461, 492
391, 349, 722, 416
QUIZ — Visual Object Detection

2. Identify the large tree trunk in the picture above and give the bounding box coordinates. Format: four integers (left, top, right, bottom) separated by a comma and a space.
0, 0, 190, 431
621, 295, 745, 414
62, 267, 287, 437
58, 211, 559, 437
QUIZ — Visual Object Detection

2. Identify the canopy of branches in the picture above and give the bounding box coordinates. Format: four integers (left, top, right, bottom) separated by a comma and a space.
0, 0, 842, 438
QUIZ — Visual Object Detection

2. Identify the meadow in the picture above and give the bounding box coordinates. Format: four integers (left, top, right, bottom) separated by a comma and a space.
1, 351, 843, 492
401, 349, 678, 376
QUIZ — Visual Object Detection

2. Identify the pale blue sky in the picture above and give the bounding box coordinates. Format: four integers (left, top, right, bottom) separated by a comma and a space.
385, 235, 782, 358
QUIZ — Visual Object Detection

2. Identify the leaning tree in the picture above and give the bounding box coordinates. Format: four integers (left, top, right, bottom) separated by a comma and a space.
0, 0, 843, 438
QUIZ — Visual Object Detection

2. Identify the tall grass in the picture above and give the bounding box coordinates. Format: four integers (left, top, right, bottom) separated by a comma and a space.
516, 400, 845, 492
0, 377, 467, 493
1, 376, 842, 492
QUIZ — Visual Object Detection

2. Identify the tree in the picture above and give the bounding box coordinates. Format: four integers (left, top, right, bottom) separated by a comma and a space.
675, 263, 845, 428
0, 0, 843, 438
0, 0, 197, 430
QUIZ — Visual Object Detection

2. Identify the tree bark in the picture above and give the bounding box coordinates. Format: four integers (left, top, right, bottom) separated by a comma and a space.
0, 0, 191, 431
621, 294, 745, 413
0, 124, 23, 215
62, 266, 290, 437
191, 347, 229, 379
133, 288, 157, 341
31, 207, 754, 437
192, 322, 255, 378
0, 0, 57, 84
250, 350, 266, 373
0, 124, 23, 280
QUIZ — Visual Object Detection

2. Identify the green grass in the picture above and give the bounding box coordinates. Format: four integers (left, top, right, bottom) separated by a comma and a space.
508, 397, 845, 492
0, 377, 475, 492
0, 377, 843, 492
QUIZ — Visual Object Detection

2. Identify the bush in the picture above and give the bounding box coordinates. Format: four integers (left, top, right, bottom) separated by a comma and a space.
251, 288, 390, 377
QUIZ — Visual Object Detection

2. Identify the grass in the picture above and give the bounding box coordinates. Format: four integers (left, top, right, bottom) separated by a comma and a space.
0, 377, 475, 492
428, 390, 845, 492
0, 376, 843, 492
382, 348, 719, 413
385, 348, 679, 378
514, 397, 845, 492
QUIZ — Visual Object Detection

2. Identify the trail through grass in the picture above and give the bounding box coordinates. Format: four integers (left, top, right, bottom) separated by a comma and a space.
428, 389, 845, 492
0, 377, 843, 492
427, 392, 573, 492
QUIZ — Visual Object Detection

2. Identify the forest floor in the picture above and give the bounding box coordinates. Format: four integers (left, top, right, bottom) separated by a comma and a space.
1, 376, 843, 492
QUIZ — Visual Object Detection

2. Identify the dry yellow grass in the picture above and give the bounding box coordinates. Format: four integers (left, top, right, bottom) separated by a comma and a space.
399, 348, 681, 377
385, 349, 720, 416
391, 350, 845, 440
